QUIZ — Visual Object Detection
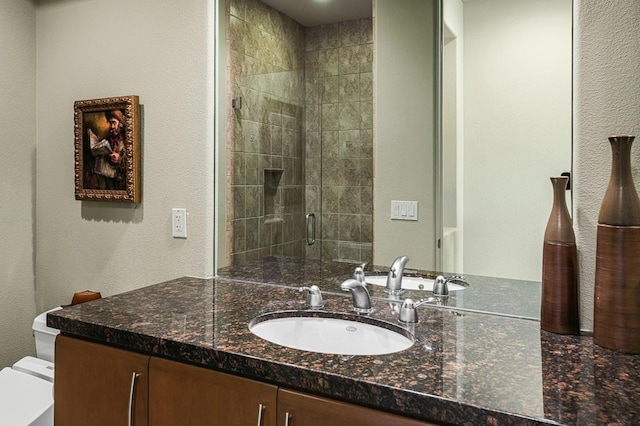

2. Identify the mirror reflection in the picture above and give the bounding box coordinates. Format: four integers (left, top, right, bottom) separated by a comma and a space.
445, 0, 572, 281
216, 0, 572, 282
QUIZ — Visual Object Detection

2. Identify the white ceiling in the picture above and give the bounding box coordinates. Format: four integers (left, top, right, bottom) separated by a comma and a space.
261, 0, 372, 27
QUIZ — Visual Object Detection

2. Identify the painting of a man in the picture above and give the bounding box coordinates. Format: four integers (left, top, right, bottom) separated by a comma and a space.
84, 109, 127, 190
75, 95, 140, 202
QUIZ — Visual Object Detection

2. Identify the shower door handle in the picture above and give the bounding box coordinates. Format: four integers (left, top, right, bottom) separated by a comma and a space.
306, 213, 316, 246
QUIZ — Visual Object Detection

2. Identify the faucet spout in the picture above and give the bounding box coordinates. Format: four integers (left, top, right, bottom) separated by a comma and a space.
386, 256, 410, 294
341, 279, 372, 314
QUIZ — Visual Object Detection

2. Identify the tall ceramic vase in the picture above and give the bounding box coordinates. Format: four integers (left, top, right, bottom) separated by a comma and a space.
541, 176, 579, 334
594, 135, 640, 353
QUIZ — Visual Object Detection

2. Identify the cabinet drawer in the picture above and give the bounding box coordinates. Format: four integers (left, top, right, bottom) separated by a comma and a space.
277, 388, 439, 426
149, 357, 277, 426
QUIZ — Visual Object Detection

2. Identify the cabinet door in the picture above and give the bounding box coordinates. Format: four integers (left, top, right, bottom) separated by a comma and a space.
277, 389, 439, 426
149, 357, 277, 426
55, 335, 149, 426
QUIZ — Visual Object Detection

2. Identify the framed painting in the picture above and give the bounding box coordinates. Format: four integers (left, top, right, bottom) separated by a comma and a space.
74, 95, 141, 203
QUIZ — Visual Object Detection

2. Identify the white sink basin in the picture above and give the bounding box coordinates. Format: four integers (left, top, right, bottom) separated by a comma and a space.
249, 311, 414, 355
364, 275, 467, 292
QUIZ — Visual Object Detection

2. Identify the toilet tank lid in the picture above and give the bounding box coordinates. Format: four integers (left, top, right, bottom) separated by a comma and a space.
0, 367, 53, 424
12, 356, 54, 382
32, 307, 62, 336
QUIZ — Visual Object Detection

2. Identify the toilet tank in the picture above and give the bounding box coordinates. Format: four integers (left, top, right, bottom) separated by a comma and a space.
32, 307, 62, 362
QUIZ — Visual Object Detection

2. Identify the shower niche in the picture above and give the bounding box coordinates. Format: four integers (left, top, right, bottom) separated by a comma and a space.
264, 168, 284, 223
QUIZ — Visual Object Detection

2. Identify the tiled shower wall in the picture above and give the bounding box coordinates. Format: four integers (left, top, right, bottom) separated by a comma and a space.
304, 19, 374, 264
226, 0, 306, 264
226, 0, 373, 265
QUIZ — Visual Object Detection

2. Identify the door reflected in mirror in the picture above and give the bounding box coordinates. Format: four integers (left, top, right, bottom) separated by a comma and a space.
443, 0, 572, 280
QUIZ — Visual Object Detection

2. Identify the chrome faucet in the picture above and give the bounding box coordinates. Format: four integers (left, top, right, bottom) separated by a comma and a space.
432, 275, 468, 296
299, 285, 323, 309
386, 255, 410, 295
398, 297, 440, 323
353, 263, 367, 283
341, 279, 372, 314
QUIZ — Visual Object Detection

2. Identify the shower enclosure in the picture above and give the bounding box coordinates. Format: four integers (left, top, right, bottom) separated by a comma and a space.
224, 0, 374, 267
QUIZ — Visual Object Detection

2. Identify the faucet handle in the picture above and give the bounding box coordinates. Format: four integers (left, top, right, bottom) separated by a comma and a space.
299, 285, 323, 309
433, 275, 468, 296
432, 276, 448, 296
398, 297, 441, 323
353, 263, 367, 283
399, 298, 419, 323
446, 275, 467, 284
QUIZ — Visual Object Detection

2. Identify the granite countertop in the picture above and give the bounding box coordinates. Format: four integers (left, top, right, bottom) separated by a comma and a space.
48, 257, 640, 425
216, 256, 543, 320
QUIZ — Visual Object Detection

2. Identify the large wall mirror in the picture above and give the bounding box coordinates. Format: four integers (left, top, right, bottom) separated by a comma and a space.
215, 0, 572, 282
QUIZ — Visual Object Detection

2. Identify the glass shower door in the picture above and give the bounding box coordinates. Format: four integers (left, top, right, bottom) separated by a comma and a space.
309, 19, 374, 266
227, 70, 309, 265
220, 0, 375, 269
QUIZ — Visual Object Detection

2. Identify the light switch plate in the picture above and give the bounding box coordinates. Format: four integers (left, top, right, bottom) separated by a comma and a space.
391, 200, 418, 221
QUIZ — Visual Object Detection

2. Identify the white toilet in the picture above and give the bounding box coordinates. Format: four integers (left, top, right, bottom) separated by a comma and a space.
0, 307, 61, 426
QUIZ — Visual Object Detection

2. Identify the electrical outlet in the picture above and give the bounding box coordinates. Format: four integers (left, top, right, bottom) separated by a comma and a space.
172, 208, 187, 238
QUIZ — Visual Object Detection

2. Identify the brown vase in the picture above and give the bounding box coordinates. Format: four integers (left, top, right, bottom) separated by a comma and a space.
594, 135, 640, 353
598, 135, 640, 225
541, 176, 579, 334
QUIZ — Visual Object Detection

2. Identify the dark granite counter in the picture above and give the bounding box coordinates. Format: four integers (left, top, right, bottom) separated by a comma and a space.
217, 256, 542, 319
48, 257, 640, 425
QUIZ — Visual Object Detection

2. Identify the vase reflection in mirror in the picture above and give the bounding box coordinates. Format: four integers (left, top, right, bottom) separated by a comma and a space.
594, 135, 640, 353
541, 176, 579, 334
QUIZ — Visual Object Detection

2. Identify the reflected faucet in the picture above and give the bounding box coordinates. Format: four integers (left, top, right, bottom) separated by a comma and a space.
341, 279, 372, 315
433, 275, 468, 297
398, 297, 440, 323
353, 263, 367, 283
386, 256, 410, 295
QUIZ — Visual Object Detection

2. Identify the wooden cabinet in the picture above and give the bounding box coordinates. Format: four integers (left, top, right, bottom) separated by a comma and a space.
55, 336, 439, 426
54, 335, 149, 426
277, 389, 436, 426
148, 357, 277, 426
148, 359, 436, 426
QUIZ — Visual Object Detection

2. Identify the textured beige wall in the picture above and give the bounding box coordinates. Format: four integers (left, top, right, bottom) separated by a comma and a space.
0, 0, 37, 368
463, 0, 572, 281
34, 0, 214, 311
574, 0, 640, 331
374, 0, 437, 270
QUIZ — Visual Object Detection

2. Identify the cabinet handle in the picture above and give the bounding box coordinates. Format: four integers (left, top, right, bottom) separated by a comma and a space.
128, 372, 140, 426
256, 403, 264, 426
284, 411, 292, 426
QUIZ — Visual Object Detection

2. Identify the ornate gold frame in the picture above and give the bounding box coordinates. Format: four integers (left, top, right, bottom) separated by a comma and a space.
74, 95, 141, 203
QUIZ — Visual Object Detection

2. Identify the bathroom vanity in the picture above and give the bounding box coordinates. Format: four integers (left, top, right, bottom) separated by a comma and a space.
55, 335, 431, 425
48, 257, 640, 425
